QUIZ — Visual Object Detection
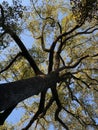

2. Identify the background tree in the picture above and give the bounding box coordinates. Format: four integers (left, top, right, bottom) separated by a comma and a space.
0, 0, 98, 130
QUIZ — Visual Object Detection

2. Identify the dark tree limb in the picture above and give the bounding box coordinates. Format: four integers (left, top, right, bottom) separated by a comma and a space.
59, 54, 66, 66
51, 86, 69, 129
40, 25, 50, 52
48, 22, 62, 72
48, 23, 98, 72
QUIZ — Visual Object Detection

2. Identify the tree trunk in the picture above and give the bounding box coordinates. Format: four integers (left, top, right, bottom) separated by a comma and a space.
0, 72, 58, 111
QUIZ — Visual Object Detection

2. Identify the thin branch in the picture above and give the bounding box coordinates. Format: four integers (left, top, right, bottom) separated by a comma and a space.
59, 54, 66, 66
74, 97, 96, 124
58, 52, 98, 73
63, 27, 98, 44
40, 36, 50, 52
52, 23, 84, 50
60, 52, 98, 72
40, 25, 50, 52
0, 52, 22, 74
82, 71, 98, 83
57, 22, 64, 54
72, 74, 90, 88
58, 55, 89, 72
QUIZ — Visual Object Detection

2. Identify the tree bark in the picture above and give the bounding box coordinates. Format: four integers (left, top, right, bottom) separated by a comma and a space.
0, 72, 58, 111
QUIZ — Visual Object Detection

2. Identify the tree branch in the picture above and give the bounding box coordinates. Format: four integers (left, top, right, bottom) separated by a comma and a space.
63, 26, 98, 44
40, 25, 50, 52
58, 55, 89, 72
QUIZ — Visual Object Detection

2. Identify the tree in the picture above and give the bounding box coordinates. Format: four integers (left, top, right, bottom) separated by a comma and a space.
0, 0, 98, 129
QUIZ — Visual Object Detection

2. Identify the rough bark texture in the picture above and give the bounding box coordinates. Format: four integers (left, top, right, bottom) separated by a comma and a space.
0, 72, 58, 111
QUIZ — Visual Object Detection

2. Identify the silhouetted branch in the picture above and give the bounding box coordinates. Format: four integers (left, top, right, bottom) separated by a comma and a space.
58, 52, 98, 72
63, 26, 98, 44
58, 55, 89, 72
40, 25, 50, 52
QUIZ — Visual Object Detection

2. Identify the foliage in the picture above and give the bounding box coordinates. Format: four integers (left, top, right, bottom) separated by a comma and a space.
0, 0, 27, 49
70, 0, 98, 24
0, 0, 98, 130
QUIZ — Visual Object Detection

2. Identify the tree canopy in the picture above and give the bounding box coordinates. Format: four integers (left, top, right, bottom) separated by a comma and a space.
0, 0, 98, 130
